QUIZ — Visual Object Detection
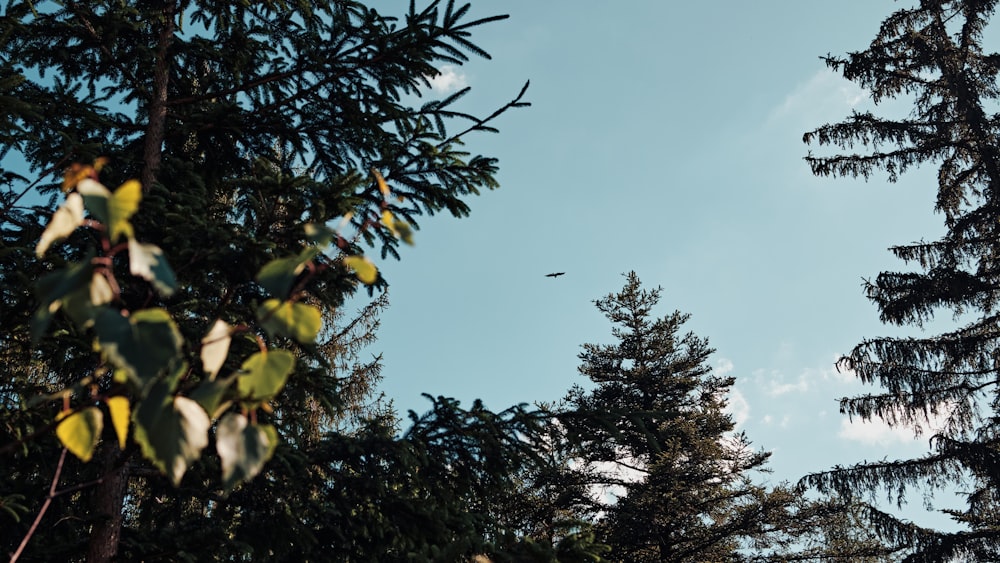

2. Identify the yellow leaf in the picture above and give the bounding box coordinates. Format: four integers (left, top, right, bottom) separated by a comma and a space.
108, 180, 141, 242
372, 169, 390, 197
379, 210, 414, 245
62, 163, 94, 192
106, 396, 130, 449
56, 407, 103, 462
344, 255, 378, 284
381, 209, 395, 230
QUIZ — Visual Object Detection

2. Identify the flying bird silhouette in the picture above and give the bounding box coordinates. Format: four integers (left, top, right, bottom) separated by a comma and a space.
545, 272, 565, 278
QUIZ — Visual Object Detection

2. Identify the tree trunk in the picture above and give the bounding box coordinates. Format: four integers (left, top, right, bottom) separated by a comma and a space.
140, 1, 176, 192
86, 445, 129, 563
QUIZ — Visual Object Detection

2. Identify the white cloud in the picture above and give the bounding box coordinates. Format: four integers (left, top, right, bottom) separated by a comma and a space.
425, 65, 468, 94
580, 457, 645, 506
755, 368, 810, 396
837, 404, 955, 447
837, 417, 917, 447
821, 358, 859, 385
726, 387, 750, 427
715, 358, 734, 376
760, 414, 792, 428
768, 379, 809, 396
767, 68, 869, 125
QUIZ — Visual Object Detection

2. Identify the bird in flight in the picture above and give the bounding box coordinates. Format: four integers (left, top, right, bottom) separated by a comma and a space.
545, 272, 565, 278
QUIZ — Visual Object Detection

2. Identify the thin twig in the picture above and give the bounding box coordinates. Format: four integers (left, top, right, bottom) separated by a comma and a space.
11, 448, 67, 562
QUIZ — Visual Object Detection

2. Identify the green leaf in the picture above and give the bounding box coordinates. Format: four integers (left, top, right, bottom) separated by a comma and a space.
95, 308, 183, 388
106, 396, 130, 449
189, 375, 235, 420
216, 413, 278, 492
36, 192, 84, 257
255, 247, 320, 298
256, 299, 322, 344
344, 255, 378, 284
394, 220, 415, 246
61, 285, 103, 329
128, 239, 176, 296
132, 382, 210, 487
200, 320, 232, 378
56, 407, 103, 462
31, 258, 94, 341
77, 178, 111, 222
237, 349, 295, 404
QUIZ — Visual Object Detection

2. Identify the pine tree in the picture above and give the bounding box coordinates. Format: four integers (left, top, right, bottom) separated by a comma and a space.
801, 1, 1000, 559
559, 272, 780, 562
0, 1, 531, 560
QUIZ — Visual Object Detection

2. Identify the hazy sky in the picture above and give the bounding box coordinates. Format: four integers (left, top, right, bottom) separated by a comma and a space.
364, 1, 964, 528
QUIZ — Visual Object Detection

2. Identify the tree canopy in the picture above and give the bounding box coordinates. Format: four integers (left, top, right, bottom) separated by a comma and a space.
0, 1, 943, 561
802, 0, 1000, 559
0, 1, 540, 560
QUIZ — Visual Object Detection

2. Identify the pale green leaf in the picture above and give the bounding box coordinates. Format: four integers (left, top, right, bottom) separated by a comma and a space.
344, 255, 378, 284
255, 247, 320, 298
303, 223, 337, 246
200, 320, 232, 378
256, 299, 322, 344
106, 396, 130, 450
56, 407, 103, 462
128, 239, 176, 296
237, 349, 295, 404
216, 413, 278, 492
76, 177, 112, 197
133, 388, 210, 487
90, 272, 114, 306
394, 220, 415, 245
36, 192, 84, 257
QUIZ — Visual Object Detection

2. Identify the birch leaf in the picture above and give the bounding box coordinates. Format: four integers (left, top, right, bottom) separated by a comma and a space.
200, 320, 232, 378
56, 407, 103, 462
36, 192, 85, 257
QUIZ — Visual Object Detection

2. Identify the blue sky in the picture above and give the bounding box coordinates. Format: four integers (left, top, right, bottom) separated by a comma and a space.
365, 1, 962, 528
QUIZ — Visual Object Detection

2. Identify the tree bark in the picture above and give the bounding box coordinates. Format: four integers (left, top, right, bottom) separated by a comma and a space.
141, 1, 176, 191
86, 444, 129, 563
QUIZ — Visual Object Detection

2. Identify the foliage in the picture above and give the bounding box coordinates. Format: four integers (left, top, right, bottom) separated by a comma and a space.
551, 272, 784, 562
0, 0, 534, 560
801, 0, 1000, 559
